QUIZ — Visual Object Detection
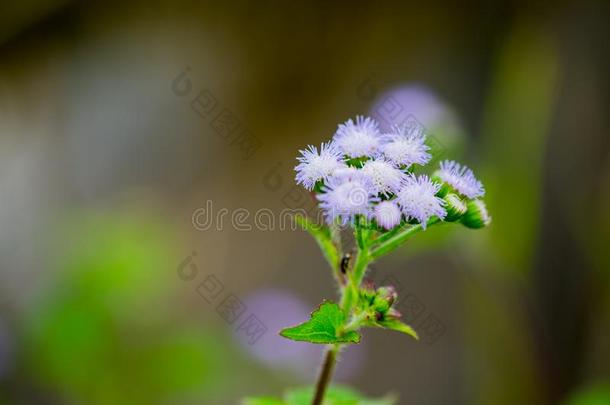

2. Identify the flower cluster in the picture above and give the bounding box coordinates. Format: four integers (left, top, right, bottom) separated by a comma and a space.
295, 116, 490, 230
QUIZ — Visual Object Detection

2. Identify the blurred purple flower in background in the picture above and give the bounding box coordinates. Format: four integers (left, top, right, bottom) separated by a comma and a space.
237, 289, 365, 381
370, 84, 448, 130
369, 84, 465, 158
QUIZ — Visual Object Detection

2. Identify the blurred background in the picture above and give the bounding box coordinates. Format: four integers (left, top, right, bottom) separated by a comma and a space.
0, 1, 609, 404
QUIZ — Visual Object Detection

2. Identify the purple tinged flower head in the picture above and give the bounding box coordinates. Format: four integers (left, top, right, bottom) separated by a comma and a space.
437, 160, 485, 198
374, 201, 402, 230
331, 166, 367, 183
396, 174, 446, 229
380, 124, 431, 168
317, 173, 377, 225
333, 116, 382, 158
295, 142, 346, 190
361, 159, 407, 195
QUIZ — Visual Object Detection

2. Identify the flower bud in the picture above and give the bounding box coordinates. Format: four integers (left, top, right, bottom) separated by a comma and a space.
377, 286, 397, 306
375, 307, 402, 322
461, 199, 491, 229
443, 193, 467, 222
360, 278, 376, 303
431, 172, 450, 198
385, 307, 402, 320
372, 286, 398, 313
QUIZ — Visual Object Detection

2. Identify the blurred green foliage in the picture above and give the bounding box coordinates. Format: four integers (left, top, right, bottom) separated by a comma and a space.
479, 24, 558, 273
565, 383, 610, 405
19, 211, 235, 404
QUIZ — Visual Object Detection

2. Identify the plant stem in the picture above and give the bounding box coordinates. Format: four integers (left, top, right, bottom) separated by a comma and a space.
339, 247, 370, 315
371, 223, 405, 245
355, 217, 366, 250
351, 248, 370, 286
316, 253, 368, 404
369, 218, 441, 259
312, 344, 339, 405
343, 311, 369, 332
316, 235, 369, 404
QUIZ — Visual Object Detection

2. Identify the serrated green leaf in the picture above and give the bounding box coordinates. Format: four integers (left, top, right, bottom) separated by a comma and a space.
279, 301, 360, 344
377, 319, 419, 340
294, 215, 340, 272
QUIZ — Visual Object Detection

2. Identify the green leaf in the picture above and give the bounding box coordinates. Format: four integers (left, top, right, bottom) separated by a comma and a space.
242, 397, 285, 405
280, 301, 361, 344
243, 386, 396, 405
294, 215, 339, 273
377, 319, 419, 340
284, 385, 396, 405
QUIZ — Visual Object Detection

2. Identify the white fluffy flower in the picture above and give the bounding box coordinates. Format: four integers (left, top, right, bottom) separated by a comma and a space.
331, 166, 368, 183
333, 116, 382, 158
396, 175, 446, 228
361, 159, 406, 195
317, 176, 377, 225
437, 160, 484, 198
295, 142, 346, 190
374, 201, 402, 230
380, 124, 431, 168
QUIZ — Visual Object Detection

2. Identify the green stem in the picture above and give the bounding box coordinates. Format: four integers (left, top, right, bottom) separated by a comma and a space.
343, 311, 369, 332
355, 218, 366, 250
340, 247, 370, 314
369, 218, 441, 260
317, 215, 426, 404
372, 223, 406, 245
312, 344, 339, 405
351, 248, 370, 287
339, 282, 356, 315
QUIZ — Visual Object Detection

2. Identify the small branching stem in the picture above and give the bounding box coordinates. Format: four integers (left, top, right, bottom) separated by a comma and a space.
343, 311, 369, 332
312, 218, 441, 404
370, 218, 440, 259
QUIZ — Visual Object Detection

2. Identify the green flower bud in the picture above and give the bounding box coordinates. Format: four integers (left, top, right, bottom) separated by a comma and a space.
378, 286, 397, 306
432, 172, 450, 198
359, 279, 376, 304
461, 199, 491, 229
375, 307, 402, 322
443, 193, 467, 222
386, 307, 402, 320
372, 286, 398, 313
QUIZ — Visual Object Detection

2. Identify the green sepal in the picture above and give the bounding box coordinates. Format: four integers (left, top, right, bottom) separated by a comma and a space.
345, 156, 370, 168
431, 172, 451, 197
376, 318, 419, 340
279, 301, 361, 344
460, 199, 492, 229
443, 193, 467, 222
